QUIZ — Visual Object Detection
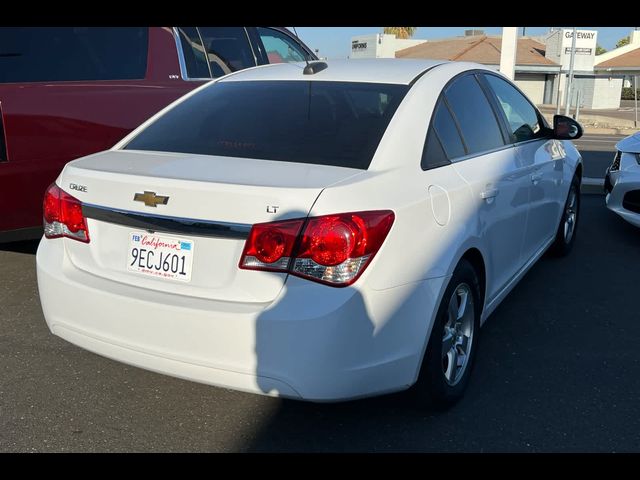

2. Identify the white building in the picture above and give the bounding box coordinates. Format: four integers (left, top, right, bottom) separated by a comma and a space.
394, 30, 562, 105
594, 29, 640, 91
543, 28, 623, 109
356, 28, 624, 109
350, 33, 427, 59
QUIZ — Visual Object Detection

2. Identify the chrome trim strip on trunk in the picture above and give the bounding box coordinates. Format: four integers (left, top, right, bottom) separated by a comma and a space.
82, 204, 251, 239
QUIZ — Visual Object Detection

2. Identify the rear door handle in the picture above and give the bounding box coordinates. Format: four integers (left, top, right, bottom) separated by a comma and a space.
480, 188, 499, 200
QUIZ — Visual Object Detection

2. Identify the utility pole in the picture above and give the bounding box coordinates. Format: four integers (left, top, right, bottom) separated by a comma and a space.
635, 74, 638, 128
564, 27, 577, 116
556, 71, 563, 114
575, 90, 582, 121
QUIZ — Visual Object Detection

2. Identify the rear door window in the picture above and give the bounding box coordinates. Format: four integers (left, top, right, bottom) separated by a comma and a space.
422, 99, 466, 169
256, 27, 309, 64
196, 27, 256, 77
444, 74, 506, 155
0, 27, 148, 83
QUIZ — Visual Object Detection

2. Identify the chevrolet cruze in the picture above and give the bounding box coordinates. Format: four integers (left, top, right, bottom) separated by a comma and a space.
36, 59, 584, 406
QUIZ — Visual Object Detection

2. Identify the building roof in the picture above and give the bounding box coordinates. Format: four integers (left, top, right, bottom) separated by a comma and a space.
396, 35, 558, 67
596, 47, 640, 69
219, 58, 448, 85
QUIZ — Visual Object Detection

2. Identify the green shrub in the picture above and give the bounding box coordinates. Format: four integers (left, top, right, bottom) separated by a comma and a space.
621, 87, 640, 100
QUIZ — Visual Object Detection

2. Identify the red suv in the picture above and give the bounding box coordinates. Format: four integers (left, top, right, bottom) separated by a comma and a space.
0, 27, 316, 242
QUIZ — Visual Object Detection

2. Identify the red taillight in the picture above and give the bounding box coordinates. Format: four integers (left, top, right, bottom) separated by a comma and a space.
43, 183, 90, 243
301, 216, 358, 266
239, 219, 304, 272
239, 210, 394, 287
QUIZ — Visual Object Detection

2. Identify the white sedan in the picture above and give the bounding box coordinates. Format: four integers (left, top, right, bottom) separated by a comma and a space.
605, 132, 640, 227
36, 59, 583, 406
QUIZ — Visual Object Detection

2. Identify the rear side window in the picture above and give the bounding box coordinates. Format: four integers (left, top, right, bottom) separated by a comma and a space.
175, 27, 211, 79
422, 100, 465, 170
0, 27, 148, 83
444, 75, 505, 155
196, 27, 256, 77
256, 27, 308, 63
124, 80, 409, 170
483, 74, 545, 143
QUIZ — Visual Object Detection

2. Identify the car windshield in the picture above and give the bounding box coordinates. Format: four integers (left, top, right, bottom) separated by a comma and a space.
124, 80, 409, 170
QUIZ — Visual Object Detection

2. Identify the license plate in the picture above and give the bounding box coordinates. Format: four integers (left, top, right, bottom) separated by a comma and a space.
127, 232, 194, 282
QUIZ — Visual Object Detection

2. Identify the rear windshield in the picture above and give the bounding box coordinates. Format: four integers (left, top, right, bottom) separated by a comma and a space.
124, 80, 409, 170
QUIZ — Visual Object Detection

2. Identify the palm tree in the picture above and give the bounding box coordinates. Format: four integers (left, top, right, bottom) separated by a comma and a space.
616, 36, 630, 48
383, 27, 418, 39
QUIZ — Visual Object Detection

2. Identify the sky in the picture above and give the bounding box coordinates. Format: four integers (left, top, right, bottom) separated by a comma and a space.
294, 27, 637, 59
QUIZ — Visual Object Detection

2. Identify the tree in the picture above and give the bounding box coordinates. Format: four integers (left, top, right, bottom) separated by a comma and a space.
383, 27, 418, 39
616, 36, 630, 48
596, 44, 607, 55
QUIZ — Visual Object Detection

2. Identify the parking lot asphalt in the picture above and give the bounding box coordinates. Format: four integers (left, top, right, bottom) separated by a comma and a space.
1, 189, 639, 452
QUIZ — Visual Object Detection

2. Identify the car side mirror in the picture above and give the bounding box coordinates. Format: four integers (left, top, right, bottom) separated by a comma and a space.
553, 115, 583, 140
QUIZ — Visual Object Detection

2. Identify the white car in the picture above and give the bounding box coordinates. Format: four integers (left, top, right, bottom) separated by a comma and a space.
605, 132, 640, 227
36, 59, 583, 406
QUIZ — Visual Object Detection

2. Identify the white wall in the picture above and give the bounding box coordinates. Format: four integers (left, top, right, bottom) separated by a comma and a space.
514, 73, 546, 104
591, 77, 624, 109
384, 37, 426, 57
570, 77, 595, 108
545, 30, 563, 65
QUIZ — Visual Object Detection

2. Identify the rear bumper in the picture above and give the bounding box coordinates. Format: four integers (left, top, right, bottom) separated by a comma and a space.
37, 238, 448, 402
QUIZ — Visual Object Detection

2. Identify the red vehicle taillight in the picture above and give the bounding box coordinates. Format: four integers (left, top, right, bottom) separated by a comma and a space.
239, 210, 394, 287
43, 183, 90, 243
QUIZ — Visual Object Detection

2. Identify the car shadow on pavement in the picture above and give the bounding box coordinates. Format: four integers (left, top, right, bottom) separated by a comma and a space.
0, 239, 40, 255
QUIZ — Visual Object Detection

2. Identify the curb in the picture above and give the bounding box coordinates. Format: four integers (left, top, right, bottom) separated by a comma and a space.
541, 112, 638, 135
581, 177, 604, 195
582, 127, 639, 135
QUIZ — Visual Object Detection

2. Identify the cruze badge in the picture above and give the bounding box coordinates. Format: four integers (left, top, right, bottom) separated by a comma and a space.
134, 191, 169, 207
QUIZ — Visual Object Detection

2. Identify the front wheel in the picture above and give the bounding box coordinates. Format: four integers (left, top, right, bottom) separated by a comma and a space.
413, 259, 481, 409
550, 173, 581, 256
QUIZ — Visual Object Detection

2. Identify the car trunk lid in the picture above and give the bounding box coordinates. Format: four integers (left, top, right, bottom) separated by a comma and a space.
59, 150, 363, 303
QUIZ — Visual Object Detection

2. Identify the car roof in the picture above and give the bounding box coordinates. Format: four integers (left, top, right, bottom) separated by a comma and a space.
218, 58, 449, 85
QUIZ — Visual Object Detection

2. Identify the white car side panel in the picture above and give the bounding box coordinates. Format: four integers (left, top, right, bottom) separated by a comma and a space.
516, 139, 566, 261
452, 148, 529, 304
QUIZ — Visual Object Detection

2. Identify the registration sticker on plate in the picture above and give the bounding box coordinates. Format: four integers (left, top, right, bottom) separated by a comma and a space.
127, 232, 194, 282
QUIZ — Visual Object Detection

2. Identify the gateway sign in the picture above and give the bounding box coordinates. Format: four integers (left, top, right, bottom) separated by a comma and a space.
560, 29, 598, 70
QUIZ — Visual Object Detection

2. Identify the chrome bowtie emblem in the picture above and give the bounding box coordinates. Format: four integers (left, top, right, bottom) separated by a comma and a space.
133, 191, 169, 207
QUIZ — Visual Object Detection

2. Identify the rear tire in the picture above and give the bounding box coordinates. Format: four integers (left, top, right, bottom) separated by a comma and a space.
413, 259, 481, 409
550, 173, 580, 257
